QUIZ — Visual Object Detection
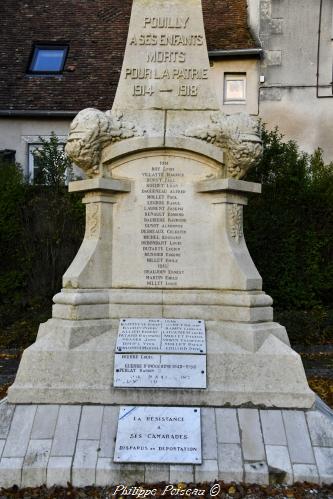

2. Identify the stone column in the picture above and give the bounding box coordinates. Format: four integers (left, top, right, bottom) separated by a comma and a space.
197, 178, 262, 290
62, 178, 131, 290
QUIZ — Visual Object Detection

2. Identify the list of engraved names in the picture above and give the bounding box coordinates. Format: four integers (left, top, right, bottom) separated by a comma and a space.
141, 159, 186, 287
126, 16, 209, 98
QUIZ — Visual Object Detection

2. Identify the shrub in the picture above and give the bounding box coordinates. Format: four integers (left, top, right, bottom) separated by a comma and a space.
245, 126, 333, 310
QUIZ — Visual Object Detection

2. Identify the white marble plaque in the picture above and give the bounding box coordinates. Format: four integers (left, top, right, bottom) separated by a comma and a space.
114, 406, 202, 464
114, 354, 206, 388
116, 318, 206, 353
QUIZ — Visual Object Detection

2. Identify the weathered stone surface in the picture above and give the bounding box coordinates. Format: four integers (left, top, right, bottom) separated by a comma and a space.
31, 405, 59, 440
217, 443, 243, 482
145, 464, 170, 483
307, 411, 333, 447
3, 406, 37, 458
283, 411, 315, 464
194, 460, 218, 482
0, 458, 23, 488
78, 406, 103, 440
260, 410, 287, 446
51, 406, 81, 457
169, 464, 194, 484
244, 462, 269, 485
119, 463, 145, 484
265, 445, 292, 485
216, 409, 240, 444
314, 447, 333, 485
22, 439, 52, 488
47, 457, 72, 487
96, 459, 122, 486
238, 409, 265, 461
292, 464, 319, 484
202, 408, 217, 460
0, 403, 15, 439
72, 440, 99, 487
99, 406, 119, 458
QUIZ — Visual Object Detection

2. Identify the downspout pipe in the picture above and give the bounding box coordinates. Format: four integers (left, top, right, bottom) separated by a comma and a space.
316, 0, 333, 98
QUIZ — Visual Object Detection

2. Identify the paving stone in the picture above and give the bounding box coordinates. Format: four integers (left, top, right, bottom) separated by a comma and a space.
195, 459, 218, 483
244, 462, 269, 485
0, 403, 15, 439
215, 409, 240, 444
3, 405, 37, 458
265, 445, 292, 485
0, 457, 23, 488
260, 410, 287, 445
282, 411, 315, 464
96, 458, 122, 486
293, 464, 319, 484
145, 464, 170, 483
238, 409, 265, 461
72, 439, 99, 487
119, 463, 145, 484
78, 406, 104, 440
47, 456, 72, 487
51, 405, 81, 457
22, 439, 52, 487
99, 406, 119, 458
0, 440, 5, 458
314, 447, 333, 485
170, 464, 194, 484
217, 443, 243, 482
307, 411, 333, 447
31, 405, 59, 439
202, 408, 217, 459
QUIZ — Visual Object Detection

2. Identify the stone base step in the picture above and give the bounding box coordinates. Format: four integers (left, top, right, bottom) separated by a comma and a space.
0, 400, 332, 487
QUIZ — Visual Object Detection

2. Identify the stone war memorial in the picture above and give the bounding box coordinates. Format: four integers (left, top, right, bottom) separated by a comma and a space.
0, 0, 333, 488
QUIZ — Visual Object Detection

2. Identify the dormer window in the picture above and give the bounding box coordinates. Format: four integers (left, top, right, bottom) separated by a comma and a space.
28, 44, 69, 74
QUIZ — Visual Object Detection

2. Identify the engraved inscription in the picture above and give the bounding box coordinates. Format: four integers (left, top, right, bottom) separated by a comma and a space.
114, 406, 202, 464
125, 15, 208, 98
141, 160, 187, 287
116, 319, 206, 353
114, 354, 206, 389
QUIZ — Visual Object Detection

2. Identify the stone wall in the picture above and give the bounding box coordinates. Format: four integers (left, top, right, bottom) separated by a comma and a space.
248, 0, 333, 159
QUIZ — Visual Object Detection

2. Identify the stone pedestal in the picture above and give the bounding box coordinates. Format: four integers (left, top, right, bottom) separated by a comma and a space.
8, 175, 314, 408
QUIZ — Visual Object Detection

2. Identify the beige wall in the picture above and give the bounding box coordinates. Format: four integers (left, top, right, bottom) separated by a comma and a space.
260, 87, 333, 159
0, 118, 71, 174
210, 58, 259, 115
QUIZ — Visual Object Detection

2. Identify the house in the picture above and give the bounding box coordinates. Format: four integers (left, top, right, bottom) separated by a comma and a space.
0, 0, 332, 178
247, 0, 333, 160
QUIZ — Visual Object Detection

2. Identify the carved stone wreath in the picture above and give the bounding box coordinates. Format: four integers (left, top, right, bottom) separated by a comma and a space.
65, 108, 143, 177
185, 112, 263, 180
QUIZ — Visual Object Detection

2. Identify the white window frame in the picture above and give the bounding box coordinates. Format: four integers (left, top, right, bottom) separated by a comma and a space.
22, 135, 67, 182
223, 73, 247, 104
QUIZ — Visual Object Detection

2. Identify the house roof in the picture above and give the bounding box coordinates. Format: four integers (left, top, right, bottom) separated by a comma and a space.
0, 0, 258, 114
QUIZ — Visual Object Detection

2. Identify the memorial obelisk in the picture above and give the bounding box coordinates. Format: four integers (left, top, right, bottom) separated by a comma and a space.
9, 0, 314, 408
